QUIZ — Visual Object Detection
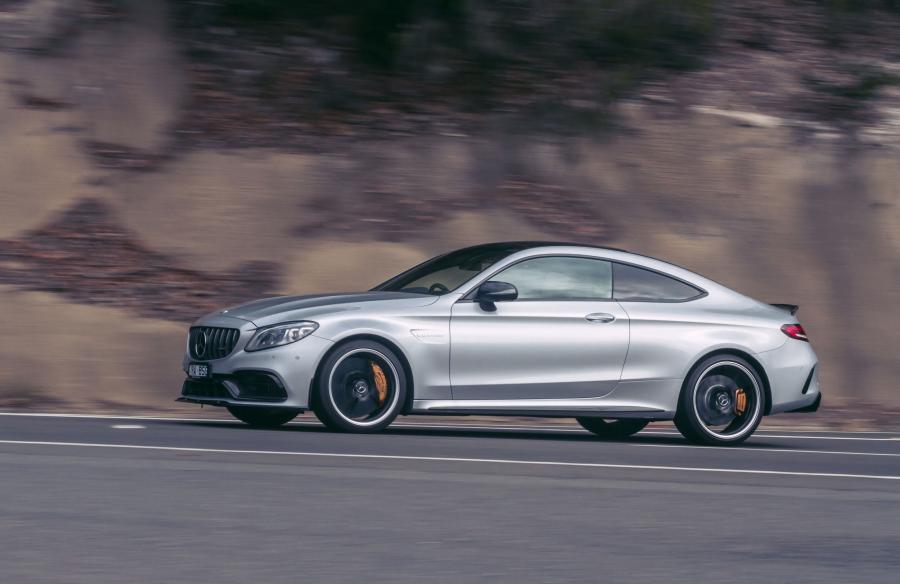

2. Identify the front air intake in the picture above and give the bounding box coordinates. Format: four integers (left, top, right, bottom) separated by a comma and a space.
189, 327, 240, 360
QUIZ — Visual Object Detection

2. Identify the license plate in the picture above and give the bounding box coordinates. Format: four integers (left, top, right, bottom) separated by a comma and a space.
188, 363, 211, 379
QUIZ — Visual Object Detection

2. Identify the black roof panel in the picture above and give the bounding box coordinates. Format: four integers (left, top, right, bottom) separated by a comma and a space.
454, 241, 629, 254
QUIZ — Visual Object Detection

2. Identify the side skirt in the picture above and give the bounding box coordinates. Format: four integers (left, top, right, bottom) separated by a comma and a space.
410, 399, 672, 420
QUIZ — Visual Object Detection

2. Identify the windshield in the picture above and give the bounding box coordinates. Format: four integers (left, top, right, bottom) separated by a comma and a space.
372, 243, 529, 295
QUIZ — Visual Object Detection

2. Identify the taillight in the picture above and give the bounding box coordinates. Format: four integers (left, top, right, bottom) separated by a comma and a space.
781, 323, 808, 342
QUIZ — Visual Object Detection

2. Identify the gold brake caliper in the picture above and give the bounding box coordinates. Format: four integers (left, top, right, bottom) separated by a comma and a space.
370, 361, 389, 405
734, 388, 747, 416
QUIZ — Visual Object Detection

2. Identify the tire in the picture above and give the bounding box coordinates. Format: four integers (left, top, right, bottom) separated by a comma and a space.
312, 340, 407, 433
576, 418, 649, 439
674, 354, 766, 446
226, 405, 300, 428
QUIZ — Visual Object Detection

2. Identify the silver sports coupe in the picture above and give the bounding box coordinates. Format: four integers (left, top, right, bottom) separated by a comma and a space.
179, 242, 821, 445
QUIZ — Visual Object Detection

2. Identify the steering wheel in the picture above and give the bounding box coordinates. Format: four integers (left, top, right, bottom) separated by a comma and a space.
428, 282, 450, 295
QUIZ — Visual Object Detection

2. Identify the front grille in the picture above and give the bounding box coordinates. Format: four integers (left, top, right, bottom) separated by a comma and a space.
189, 326, 240, 360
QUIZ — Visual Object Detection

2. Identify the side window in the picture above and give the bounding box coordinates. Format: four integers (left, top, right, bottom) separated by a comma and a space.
613, 263, 702, 302
493, 256, 612, 300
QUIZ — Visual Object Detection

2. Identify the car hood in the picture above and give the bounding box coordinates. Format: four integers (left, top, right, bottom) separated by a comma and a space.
207, 291, 437, 328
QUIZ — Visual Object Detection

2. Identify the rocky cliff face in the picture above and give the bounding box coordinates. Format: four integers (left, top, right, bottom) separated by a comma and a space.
0, 1, 898, 418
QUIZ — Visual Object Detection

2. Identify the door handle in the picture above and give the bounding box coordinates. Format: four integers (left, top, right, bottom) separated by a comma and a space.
585, 312, 616, 323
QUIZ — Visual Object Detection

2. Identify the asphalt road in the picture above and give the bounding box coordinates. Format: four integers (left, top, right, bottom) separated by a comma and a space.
1, 412, 898, 584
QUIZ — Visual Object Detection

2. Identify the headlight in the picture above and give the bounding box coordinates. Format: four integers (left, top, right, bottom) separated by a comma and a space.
245, 321, 319, 352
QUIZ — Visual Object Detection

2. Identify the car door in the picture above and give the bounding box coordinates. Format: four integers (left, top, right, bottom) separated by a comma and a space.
449, 255, 629, 400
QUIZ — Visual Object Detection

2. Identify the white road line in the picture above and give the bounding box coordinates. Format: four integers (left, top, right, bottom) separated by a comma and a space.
38, 421, 898, 457
639, 431, 900, 442
0, 411, 898, 440
388, 423, 900, 441
0, 440, 897, 481
628, 443, 900, 457
111, 425, 145, 430
393, 422, 900, 435
356, 423, 900, 455
386, 422, 900, 440
374, 421, 900, 441
0, 414, 890, 457
379, 424, 900, 452
0, 412, 237, 423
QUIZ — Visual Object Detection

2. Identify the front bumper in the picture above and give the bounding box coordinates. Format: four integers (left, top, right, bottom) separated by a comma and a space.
180, 332, 334, 410
181, 371, 288, 403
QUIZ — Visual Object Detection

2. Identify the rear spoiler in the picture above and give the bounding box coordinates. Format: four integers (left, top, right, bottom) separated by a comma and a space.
770, 303, 799, 316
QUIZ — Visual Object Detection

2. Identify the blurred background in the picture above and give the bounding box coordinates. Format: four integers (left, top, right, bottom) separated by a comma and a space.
0, 0, 897, 423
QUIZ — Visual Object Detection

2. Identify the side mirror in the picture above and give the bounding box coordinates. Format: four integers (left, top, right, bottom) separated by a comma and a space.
475, 281, 518, 312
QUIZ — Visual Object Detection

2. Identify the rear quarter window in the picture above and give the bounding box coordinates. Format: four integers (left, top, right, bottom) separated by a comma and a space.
613, 263, 703, 302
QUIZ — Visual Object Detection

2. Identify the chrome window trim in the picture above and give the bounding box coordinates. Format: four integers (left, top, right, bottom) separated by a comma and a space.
456, 252, 708, 304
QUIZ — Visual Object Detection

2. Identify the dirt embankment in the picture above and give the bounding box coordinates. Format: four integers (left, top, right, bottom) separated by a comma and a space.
0, 1, 898, 421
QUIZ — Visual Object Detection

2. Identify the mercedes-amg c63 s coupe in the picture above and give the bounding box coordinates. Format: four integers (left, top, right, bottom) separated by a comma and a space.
179, 242, 821, 445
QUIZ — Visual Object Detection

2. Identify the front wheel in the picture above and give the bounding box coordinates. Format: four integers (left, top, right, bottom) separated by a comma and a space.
312, 340, 407, 433
227, 406, 300, 428
576, 418, 649, 439
674, 354, 766, 446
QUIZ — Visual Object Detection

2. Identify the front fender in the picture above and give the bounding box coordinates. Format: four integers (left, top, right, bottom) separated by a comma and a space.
315, 313, 452, 401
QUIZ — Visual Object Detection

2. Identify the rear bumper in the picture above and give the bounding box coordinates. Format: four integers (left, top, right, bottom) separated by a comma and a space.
785, 392, 822, 413
767, 365, 821, 415
755, 339, 821, 415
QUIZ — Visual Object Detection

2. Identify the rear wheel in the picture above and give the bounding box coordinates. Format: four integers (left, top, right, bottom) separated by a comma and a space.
226, 406, 300, 428
674, 354, 765, 445
312, 340, 407, 433
576, 418, 649, 439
